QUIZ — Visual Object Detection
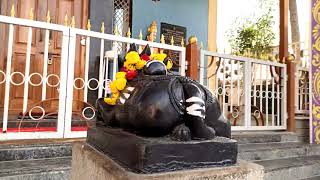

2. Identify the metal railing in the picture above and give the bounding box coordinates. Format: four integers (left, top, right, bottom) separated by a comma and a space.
65, 27, 186, 138
200, 50, 287, 131
0, 15, 186, 140
296, 66, 310, 114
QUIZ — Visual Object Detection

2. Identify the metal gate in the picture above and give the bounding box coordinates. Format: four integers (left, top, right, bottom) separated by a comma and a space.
199, 50, 288, 131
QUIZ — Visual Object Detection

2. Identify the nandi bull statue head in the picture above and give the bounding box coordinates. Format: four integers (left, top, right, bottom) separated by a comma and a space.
95, 44, 231, 141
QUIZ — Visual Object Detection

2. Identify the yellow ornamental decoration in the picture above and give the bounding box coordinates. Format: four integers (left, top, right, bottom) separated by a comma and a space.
161, 34, 165, 44
101, 22, 105, 33
313, 24, 320, 39
313, 105, 320, 120
64, 14, 68, 26
87, 19, 91, 30
313, 71, 320, 98
46, 11, 51, 23
127, 28, 131, 38
71, 16, 75, 28
315, 125, 320, 144
170, 36, 174, 45
29, 8, 34, 20
314, 38, 320, 52
181, 38, 185, 47
312, 53, 320, 67
313, 1, 320, 24
10, 5, 15, 17
313, 1, 320, 53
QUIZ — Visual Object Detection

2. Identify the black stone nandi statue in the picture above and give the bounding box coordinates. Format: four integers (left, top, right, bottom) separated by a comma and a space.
88, 44, 237, 173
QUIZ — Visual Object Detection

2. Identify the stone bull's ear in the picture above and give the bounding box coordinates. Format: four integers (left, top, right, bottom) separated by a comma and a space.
140, 44, 151, 56
128, 43, 137, 53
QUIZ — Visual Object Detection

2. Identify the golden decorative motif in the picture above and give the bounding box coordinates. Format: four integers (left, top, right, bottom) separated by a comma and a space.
64, 14, 68, 26
313, 72, 320, 102
160, 34, 165, 44
314, 38, 320, 52
101, 22, 105, 33
127, 28, 131, 38
313, 1, 320, 53
315, 125, 320, 144
114, 28, 119, 36
71, 16, 75, 28
188, 36, 198, 44
313, 1, 320, 24
10, 4, 15, 17
147, 21, 157, 42
170, 36, 174, 45
181, 37, 185, 47
87, 19, 91, 30
46, 11, 51, 23
287, 55, 295, 62
312, 53, 320, 67
313, 24, 320, 39
29, 8, 34, 20
139, 29, 143, 40
313, 105, 320, 120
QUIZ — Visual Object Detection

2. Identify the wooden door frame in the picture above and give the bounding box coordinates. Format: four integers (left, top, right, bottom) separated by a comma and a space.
0, 0, 8, 108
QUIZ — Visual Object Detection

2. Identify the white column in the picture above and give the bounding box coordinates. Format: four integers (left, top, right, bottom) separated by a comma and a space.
22, 27, 33, 113
2, 24, 14, 132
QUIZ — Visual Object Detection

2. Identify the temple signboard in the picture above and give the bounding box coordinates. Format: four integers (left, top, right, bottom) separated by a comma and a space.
160, 22, 186, 71
311, 0, 320, 144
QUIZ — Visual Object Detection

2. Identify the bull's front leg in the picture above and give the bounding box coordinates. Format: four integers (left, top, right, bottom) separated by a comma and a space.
95, 98, 116, 127
182, 82, 216, 140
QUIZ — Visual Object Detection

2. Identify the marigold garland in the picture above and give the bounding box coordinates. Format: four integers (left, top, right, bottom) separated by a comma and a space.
104, 50, 172, 105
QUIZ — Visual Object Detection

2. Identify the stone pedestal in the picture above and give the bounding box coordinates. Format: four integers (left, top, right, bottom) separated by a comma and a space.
71, 142, 264, 180
87, 126, 237, 173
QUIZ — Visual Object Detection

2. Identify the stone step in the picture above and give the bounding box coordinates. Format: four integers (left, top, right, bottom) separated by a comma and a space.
295, 116, 309, 120
238, 142, 320, 161
302, 175, 320, 180
0, 157, 71, 180
255, 155, 320, 180
0, 140, 78, 161
232, 131, 299, 144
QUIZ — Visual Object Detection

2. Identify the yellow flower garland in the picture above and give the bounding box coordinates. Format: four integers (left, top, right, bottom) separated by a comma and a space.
104, 52, 172, 105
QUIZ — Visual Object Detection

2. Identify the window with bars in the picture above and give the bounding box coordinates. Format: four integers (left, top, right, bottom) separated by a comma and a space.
113, 0, 131, 54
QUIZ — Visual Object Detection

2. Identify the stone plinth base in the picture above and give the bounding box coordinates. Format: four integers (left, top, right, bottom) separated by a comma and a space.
87, 126, 237, 173
71, 142, 264, 180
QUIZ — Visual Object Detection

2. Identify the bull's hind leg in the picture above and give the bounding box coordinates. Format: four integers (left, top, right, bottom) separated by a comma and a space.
182, 83, 216, 140
204, 97, 231, 138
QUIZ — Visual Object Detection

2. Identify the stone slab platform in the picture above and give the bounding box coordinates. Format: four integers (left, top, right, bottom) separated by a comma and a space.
71, 142, 264, 180
87, 126, 237, 173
